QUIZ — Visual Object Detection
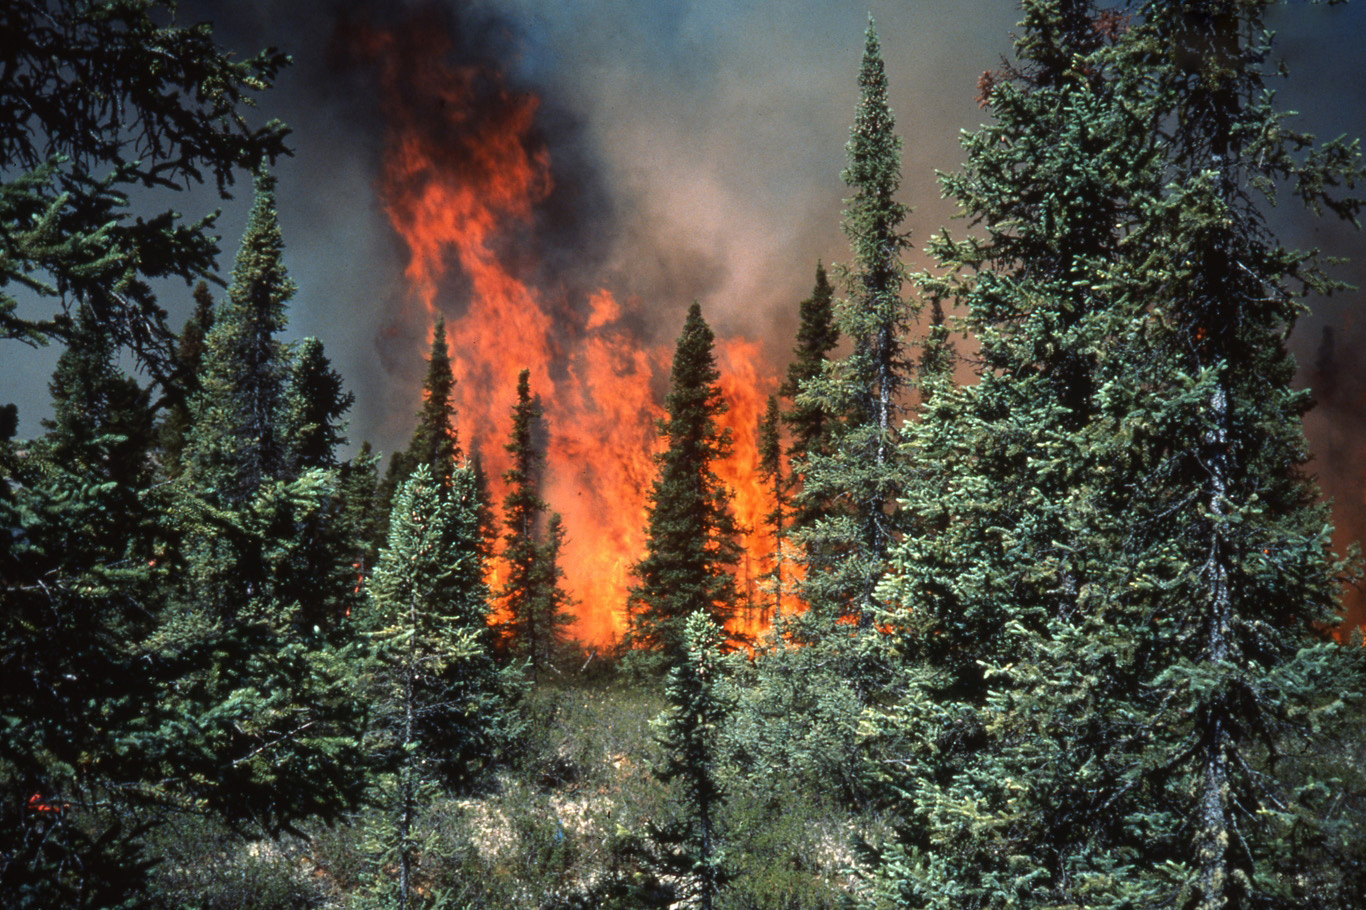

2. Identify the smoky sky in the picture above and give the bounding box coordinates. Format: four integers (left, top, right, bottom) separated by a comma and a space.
6, 1, 1366, 622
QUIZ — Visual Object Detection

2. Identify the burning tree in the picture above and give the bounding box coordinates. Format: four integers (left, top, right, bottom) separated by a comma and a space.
629, 302, 743, 662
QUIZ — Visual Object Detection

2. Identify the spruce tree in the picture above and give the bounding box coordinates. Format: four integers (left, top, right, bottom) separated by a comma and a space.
871, 3, 1365, 907
499, 369, 572, 669
756, 394, 787, 624
42, 302, 156, 487
363, 463, 523, 907
377, 317, 462, 546
796, 19, 916, 628
184, 170, 295, 507
650, 610, 734, 910
157, 281, 216, 479
282, 336, 354, 472
156, 171, 368, 826
391, 317, 461, 483
781, 262, 841, 537
628, 302, 742, 660
338, 441, 383, 592
532, 512, 577, 662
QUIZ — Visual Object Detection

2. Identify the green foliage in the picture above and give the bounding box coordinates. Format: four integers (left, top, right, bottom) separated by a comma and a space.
499, 369, 575, 670
650, 611, 735, 910
756, 393, 789, 623
796, 20, 918, 628
157, 282, 218, 479
728, 617, 907, 812
719, 785, 856, 910
0, 0, 289, 364
377, 318, 463, 551
869, 2, 1366, 908
781, 263, 841, 537
42, 300, 156, 487
0, 436, 167, 907
629, 303, 743, 659
364, 463, 520, 789
359, 463, 524, 908
283, 336, 354, 472
185, 171, 295, 507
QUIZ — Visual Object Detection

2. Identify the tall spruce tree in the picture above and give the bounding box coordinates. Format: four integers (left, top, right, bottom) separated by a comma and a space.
628, 302, 742, 660
871, 2, 1366, 908
377, 318, 462, 547
796, 19, 916, 628
362, 463, 516, 909
756, 394, 787, 624
499, 369, 571, 669
780, 262, 841, 537
184, 170, 295, 507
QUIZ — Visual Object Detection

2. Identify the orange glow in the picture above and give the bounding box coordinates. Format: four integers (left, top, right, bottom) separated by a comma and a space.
715, 338, 779, 639
357, 15, 787, 646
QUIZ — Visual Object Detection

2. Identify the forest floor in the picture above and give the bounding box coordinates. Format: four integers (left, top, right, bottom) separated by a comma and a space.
145, 658, 880, 909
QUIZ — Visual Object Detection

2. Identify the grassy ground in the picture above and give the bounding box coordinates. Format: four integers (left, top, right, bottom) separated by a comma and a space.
146, 657, 882, 909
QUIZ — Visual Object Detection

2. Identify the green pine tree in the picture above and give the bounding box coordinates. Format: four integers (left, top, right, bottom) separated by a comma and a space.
780, 262, 841, 537
531, 512, 577, 664
184, 170, 295, 507
650, 610, 734, 910
42, 301, 156, 487
871, 3, 1366, 908
377, 317, 462, 547
362, 463, 523, 908
796, 19, 917, 629
628, 302, 743, 661
283, 336, 354, 472
337, 440, 383, 593
499, 369, 572, 670
756, 393, 788, 625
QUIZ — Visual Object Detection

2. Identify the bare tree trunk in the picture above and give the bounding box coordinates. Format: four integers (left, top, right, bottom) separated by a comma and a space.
1196, 380, 1232, 910
398, 592, 418, 910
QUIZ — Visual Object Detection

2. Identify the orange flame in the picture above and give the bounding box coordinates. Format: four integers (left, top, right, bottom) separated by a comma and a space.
357, 15, 785, 645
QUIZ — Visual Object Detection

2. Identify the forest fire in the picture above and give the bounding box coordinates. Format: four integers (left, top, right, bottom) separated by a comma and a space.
350, 13, 780, 645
